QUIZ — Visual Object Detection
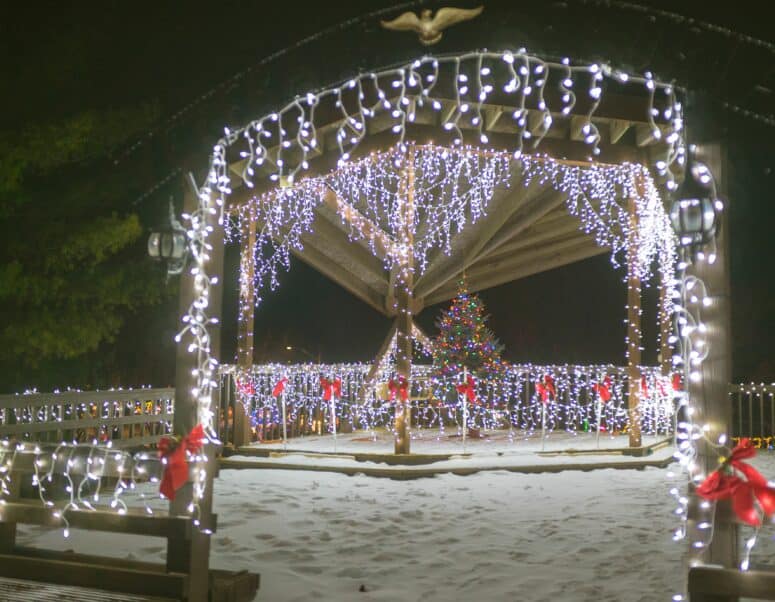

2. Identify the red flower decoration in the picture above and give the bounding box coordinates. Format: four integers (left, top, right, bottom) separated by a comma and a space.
697, 438, 775, 526
158, 424, 205, 501
455, 374, 478, 405
672, 373, 682, 392
640, 375, 649, 399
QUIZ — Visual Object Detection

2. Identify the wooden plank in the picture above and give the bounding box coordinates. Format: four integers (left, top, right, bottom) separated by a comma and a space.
609, 119, 632, 144
0, 553, 188, 599
0, 389, 175, 410
688, 566, 775, 600
0, 413, 173, 437
626, 194, 643, 448
468, 188, 569, 265
413, 179, 545, 301
0, 502, 192, 539
685, 143, 737, 569
0, 576, 176, 602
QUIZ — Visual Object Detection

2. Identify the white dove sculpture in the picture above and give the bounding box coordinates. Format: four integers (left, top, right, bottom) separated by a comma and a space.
381, 6, 484, 46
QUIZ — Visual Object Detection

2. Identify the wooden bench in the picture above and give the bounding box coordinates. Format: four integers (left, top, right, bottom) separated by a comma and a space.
689, 566, 775, 601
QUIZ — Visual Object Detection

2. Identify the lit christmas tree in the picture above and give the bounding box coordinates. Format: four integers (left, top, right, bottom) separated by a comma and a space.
432, 279, 505, 380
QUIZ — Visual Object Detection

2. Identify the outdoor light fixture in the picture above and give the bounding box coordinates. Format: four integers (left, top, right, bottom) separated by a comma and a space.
148, 199, 189, 276
670, 156, 720, 260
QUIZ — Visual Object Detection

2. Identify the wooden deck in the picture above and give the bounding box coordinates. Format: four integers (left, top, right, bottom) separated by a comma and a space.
0, 576, 175, 601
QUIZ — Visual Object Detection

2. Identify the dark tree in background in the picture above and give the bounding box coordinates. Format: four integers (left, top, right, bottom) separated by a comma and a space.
0, 105, 174, 389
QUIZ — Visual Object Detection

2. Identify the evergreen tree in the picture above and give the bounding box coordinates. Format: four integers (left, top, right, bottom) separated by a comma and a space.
432, 279, 504, 379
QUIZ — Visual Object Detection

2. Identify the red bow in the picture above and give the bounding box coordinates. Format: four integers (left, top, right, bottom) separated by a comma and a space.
672, 373, 682, 391
640, 375, 649, 399
272, 377, 288, 398
388, 377, 409, 402
536, 375, 556, 404
158, 424, 205, 501
592, 375, 612, 403
455, 374, 478, 404
320, 377, 341, 401
697, 438, 775, 526
236, 378, 255, 397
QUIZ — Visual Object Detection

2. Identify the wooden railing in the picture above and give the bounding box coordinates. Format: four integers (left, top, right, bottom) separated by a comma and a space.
0, 388, 175, 448
729, 382, 775, 443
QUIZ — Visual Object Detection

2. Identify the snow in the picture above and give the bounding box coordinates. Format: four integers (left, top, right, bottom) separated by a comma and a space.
16, 449, 775, 602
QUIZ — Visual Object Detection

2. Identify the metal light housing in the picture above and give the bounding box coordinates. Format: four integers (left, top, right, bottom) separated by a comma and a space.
148, 200, 189, 276
670, 159, 719, 257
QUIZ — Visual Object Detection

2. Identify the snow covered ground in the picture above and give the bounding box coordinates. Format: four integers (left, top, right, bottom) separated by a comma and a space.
16, 450, 775, 602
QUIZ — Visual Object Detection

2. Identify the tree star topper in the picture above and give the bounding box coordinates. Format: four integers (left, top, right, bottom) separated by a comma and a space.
381, 6, 484, 46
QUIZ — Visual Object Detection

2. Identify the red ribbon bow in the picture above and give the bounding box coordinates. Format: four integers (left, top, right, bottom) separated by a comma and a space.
536, 375, 556, 404
697, 438, 775, 526
158, 424, 205, 501
236, 378, 255, 397
320, 377, 342, 401
388, 377, 409, 402
272, 377, 288, 398
672, 373, 682, 392
455, 374, 478, 405
640, 375, 649, 399
592, 375, 612, 403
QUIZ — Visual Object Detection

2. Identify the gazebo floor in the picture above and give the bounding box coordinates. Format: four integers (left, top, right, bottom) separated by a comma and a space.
222, 430, 674, 478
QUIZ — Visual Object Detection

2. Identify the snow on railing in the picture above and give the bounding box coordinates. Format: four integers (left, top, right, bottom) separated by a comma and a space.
0, 387, 175, 448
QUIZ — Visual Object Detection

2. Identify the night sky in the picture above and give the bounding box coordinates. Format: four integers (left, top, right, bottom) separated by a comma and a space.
2, 1, 773, 387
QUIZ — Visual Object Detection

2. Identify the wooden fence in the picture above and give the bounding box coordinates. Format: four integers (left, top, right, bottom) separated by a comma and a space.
0, 388, 175, 448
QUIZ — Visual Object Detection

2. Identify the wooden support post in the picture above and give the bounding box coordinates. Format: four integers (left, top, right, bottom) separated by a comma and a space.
626, 193, 643, 448
659, 281, 672, 376
168, 178, 225, 602
685, 142, 737, 571
233, 218, 257, 448
394, 147, 415, 455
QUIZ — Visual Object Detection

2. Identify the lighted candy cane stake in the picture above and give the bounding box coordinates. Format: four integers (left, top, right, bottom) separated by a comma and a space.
320, 377, 341, 452
272, 377, 289, 450
455, 369, 478, 453
592, 375, 612, 449
536, 375, 555, 451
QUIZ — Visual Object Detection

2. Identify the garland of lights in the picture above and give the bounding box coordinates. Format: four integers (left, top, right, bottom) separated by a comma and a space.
228, 144, 677, 311
0, 50, 687, 541
225, 362, 675, 439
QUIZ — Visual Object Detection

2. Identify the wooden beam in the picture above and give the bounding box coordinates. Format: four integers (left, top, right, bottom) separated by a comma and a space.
237, 219, 256, 367
413, 179, 545, 300
305, 209, 389, 294
635, 123, 658, 147
688, 566, 775, 601
289, 241, 388, 315
609, 119, 632, 144
426, 239, 606, 305
394, 148, 415, 455
364, 320, 398, 387
685, 143, 737, 570
470, 187, 568, 265
626, 194, 643, 449
319, 188, 396, 263
481, 218, 586, 259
